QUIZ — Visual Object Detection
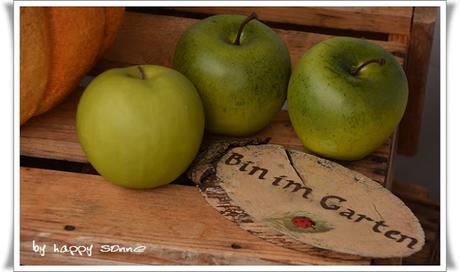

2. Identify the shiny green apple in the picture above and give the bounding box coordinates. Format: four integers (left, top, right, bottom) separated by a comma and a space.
288, 37, 408, 161
174, 13, 291, 136
76, 65, 205, 189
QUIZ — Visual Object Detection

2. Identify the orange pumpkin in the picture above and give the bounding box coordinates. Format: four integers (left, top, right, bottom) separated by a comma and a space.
20, 7, 125, 124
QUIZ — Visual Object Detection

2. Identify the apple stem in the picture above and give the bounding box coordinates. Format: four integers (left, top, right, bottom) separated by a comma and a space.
233, 12, 258, 46
137, 66, 145, 80
350, 58, 386, 76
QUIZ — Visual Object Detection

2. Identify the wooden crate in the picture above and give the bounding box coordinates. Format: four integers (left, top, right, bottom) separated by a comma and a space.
20, 7, 437, 265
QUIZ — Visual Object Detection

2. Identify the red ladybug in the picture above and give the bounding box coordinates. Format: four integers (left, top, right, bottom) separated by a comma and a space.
291, 216, 315, 228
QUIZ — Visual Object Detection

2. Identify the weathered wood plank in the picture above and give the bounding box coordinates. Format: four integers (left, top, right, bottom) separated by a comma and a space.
20, 87, 390, 185
397, 7, 438, 156
392, 181, 440, 265
19, 8, 432, 266
20, 167, 370, 265
165, 7, 413, 36
96, 11, 406, 74
20, 89, 86, 163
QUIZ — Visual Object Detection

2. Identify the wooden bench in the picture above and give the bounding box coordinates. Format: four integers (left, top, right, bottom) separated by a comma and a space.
20, 7, 438, 265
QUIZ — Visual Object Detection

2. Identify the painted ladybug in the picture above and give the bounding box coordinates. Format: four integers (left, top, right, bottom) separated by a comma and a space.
291, 216, 315, 228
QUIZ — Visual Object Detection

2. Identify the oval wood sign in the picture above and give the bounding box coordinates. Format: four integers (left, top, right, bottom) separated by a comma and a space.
189, 141, 424, 258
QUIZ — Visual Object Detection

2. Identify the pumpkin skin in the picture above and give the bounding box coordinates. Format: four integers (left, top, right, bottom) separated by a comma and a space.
20, 7, 125, 124
20, 7, 50, 124
98, 7, 126, 57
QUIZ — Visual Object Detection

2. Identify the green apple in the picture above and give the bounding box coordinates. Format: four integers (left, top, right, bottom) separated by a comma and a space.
76, 65, 205, 189
288, 37, 408, 161
174, 13, 291, 136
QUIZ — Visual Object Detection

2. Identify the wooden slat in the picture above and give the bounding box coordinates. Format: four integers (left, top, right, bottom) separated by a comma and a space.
392, 181, 440, 265
397, 7, 438, 156
166, 7, 413, 37
372, 258, 402, 265
20, 89, 86, 163
21, 11, 395, 187
96, 11, 406, 74
19, 10, 407, 265
20, 86, 391, 186
388, 33, 410, 46
20, 167, 369, 265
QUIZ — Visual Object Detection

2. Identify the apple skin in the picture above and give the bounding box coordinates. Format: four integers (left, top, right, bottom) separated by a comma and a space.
288, 37, 408, 161
174, 14, 291, 136
76, 65, 205, 189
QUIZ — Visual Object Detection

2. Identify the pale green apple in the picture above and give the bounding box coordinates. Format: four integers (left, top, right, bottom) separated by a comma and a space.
174, 13, 291, 136
288, 37, 408, 161
76, 65, 205, 188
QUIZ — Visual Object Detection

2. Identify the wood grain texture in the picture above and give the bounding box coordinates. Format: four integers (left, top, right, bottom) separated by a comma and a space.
20, 167, 369, 265
20, 89, 86, 163
19, 9, 411, 265
397, 7, 438, 156
392, 181, 440, 265
190, 144, 424, 258
166, 7, 413, 36
198, 176, 367, 262
96, 11, 406, 74
20, 87, 391, 186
